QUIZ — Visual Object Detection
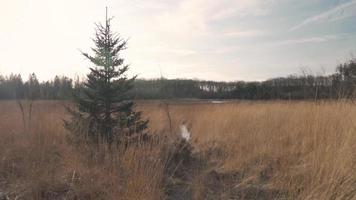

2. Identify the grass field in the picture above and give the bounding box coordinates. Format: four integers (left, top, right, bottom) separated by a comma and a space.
0, 100, 356, 199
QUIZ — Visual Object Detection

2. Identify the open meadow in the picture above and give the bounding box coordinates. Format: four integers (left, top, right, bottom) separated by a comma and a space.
0, 100, 355, 199
2, 0, 356, 199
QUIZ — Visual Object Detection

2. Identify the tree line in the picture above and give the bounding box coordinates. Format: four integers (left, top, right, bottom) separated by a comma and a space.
1, 59, 356, 100
0, 73, 74, 100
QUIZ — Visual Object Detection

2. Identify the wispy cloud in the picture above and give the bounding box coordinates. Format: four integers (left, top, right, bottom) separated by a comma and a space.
273, 33, 353, 46
154, 0, 275, 37
223, 30, 268, 38
147, 46, 197, 56
290, 0, 356, 31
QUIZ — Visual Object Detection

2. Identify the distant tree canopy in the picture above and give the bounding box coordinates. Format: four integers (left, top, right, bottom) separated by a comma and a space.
1, 59, 356, 101
0, 74, 74, 100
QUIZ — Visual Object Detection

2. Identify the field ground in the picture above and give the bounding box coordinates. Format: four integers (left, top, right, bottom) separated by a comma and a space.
0, 100, 356, 199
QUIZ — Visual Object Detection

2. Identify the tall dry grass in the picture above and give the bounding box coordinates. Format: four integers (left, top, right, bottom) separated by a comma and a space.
0, 100, 355, 199
138, 101, 356, 199
0, 101, 166, 199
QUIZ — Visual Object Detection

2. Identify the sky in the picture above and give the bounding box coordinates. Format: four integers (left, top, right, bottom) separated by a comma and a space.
1, 0, 356, 81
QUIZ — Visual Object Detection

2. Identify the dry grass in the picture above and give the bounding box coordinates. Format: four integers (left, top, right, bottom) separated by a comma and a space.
0, 101, 166, 200
0, 100, 356, 199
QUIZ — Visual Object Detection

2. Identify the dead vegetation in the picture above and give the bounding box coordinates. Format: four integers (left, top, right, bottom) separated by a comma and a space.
0, 100, 356, 199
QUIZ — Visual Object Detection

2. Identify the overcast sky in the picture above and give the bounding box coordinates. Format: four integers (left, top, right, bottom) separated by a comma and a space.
1, 0, 356, 81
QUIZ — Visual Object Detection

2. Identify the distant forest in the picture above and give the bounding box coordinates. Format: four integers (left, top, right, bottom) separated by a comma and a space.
1, 59, 356, 100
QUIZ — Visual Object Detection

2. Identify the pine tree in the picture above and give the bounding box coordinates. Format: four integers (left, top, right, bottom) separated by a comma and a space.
65, 10, 148, 145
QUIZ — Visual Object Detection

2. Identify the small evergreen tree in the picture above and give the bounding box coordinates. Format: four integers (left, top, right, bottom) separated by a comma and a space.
65, 11, 148, 145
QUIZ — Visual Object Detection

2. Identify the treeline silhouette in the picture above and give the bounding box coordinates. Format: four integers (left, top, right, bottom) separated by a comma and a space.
1, 59, 355, 100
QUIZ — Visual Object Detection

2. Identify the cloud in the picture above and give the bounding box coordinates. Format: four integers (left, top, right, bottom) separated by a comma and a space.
139, 46, 197, 56
289, 0, 356, 31
214, 46, 241, 54
153, 0, 275, 37
223, 30, 268, 38
273, 33, 353, 46
209, 0, 272, 20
